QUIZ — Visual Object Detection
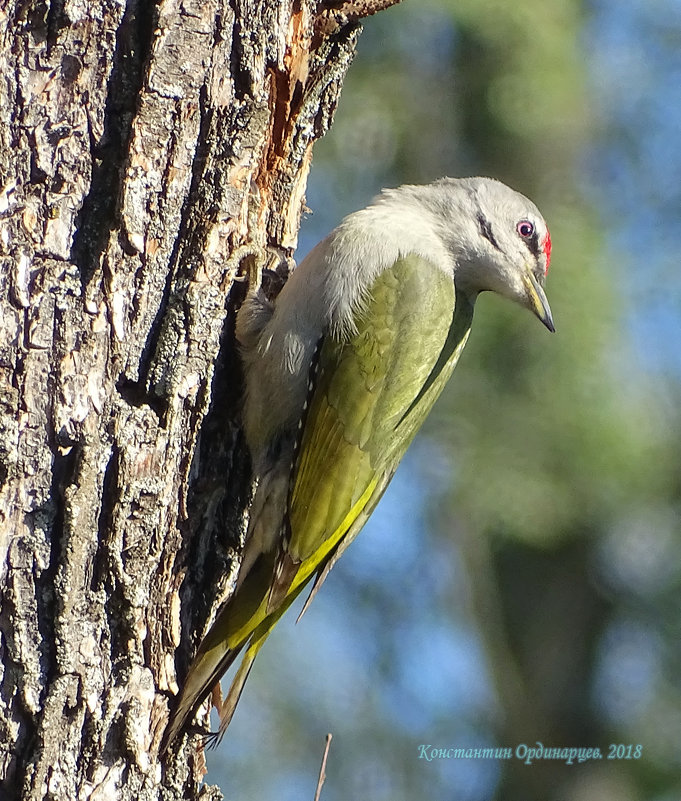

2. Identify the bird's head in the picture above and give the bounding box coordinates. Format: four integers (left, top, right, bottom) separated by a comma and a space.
430, 177, 555, 332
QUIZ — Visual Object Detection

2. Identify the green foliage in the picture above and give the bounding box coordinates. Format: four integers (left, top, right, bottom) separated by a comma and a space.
210, 2, 681, 800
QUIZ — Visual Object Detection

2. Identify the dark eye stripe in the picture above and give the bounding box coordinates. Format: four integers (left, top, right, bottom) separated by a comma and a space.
477, 213, 501, 251
526, 230, 540, 259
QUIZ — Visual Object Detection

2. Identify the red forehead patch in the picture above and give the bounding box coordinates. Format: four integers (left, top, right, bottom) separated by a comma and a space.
543, 230, 552, 275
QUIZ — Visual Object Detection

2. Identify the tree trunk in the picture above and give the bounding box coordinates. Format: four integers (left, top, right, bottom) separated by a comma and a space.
0, 1, 394, 798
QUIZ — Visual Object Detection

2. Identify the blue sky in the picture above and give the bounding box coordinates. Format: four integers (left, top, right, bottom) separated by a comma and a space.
584, 0, 681, 375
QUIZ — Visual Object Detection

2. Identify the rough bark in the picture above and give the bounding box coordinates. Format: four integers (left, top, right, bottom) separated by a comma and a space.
0, 1, 396, 798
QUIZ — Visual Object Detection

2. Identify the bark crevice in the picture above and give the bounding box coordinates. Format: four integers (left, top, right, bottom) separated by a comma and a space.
71, 0, 156, 284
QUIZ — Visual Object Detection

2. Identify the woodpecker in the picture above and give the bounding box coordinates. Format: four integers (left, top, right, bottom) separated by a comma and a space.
162, 176, 554, 749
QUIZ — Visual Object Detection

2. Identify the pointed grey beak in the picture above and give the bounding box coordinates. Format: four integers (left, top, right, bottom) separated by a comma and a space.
522, 270, 555, 332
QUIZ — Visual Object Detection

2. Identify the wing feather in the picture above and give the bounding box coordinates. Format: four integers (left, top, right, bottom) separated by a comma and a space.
287, 254, 472, 570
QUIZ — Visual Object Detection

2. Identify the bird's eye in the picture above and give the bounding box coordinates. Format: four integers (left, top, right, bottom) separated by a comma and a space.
516, 220, 534, 238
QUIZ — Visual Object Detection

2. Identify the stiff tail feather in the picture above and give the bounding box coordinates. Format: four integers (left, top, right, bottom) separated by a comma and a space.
210, 587, 304, 743
161, 580, 303, 751
160, 637, 244, 752
207, 623, 271, 746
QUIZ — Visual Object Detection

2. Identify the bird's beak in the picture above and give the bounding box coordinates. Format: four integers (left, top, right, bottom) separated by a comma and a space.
522, 269, 555, 332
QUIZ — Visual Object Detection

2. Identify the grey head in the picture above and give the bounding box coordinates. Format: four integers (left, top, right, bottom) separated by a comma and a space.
396, 176, 555, 331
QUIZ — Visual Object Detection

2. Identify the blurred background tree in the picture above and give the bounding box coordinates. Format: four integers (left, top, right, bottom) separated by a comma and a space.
208, 1, 681, 799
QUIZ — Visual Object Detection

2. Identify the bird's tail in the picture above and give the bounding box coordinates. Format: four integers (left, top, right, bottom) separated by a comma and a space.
210, 596, 297, 745
161, 556, 302, 752
160, 614, 244, 752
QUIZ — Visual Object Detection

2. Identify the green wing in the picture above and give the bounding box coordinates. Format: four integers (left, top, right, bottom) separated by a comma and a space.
285, 253, 473, 586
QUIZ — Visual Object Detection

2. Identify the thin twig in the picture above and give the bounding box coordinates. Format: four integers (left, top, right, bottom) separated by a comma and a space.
313, 733, 333, 801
